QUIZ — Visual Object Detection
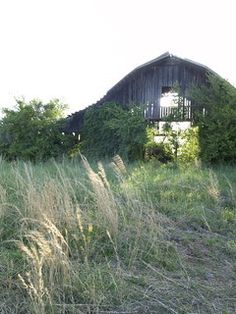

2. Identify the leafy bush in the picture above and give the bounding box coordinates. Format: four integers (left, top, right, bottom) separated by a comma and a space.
81, 103, 147, 160
144, 126, 173, 162
177, 127, 200, 163
0, 98, 77, 161
145, 141, 173, 163
145, 124, 199, 164
191, 74, 236, 163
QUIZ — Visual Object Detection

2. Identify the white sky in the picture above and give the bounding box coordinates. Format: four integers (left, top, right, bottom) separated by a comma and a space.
0, 0, 235, 115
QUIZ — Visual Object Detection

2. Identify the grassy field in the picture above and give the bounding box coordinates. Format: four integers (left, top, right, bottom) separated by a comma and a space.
0, 156, 236, 313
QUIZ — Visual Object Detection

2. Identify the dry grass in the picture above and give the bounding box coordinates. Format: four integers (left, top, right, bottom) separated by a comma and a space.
0, 158, 236, 313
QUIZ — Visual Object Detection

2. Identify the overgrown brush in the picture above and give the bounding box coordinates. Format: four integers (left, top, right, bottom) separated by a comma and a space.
0, 157, 236, 313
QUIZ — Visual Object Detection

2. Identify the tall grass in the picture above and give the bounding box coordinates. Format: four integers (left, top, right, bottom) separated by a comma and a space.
0, 157, 236, 313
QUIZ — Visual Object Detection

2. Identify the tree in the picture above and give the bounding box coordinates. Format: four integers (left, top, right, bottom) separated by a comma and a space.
0, 98, 77, 161
191, 74, 236, 163
81, 103, 147, 160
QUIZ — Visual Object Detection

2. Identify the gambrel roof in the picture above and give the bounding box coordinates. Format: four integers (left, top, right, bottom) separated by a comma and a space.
95, 51, 216, 106
65, 52, 218, 132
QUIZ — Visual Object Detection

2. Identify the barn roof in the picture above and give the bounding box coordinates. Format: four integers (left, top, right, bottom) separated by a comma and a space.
66, 52, 217, 131
135, 51, 214, 73
94, 51, 216, 106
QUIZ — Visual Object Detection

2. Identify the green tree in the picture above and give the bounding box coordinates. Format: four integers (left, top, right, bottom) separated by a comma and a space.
0, 98, 76, 161
191, 74, 236, 163
81, 103, 147, 160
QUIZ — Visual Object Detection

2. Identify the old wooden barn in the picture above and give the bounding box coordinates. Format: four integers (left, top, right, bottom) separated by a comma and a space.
66, 52, 216, 133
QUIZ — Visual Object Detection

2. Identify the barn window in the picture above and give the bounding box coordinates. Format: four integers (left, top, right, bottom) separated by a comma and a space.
160, 86, 192, 120
160, 87, 178, 107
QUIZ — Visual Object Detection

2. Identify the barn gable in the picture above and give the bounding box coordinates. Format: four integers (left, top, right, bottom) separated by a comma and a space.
66, 52, 217, 133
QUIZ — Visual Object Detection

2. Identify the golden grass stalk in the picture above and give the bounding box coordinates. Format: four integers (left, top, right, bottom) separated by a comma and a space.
18, 215, 72, 314
110, 155, 127, 181
81, 154, 118, 237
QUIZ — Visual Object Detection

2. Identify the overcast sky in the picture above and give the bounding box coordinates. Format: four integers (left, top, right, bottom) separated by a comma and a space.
0, 0, 235, 115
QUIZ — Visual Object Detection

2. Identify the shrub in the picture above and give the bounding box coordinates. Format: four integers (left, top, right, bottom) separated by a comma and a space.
0, 98, 77, 161
81, 103, 147, 161
191, 74, 236, 163
145, 124, 199, 164
178, 127, 200, 163
145, 141, 173, 163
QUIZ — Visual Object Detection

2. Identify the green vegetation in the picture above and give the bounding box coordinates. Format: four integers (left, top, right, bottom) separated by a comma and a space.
0, 74, 236, 165
144, 74, 236, 164
0, 68, 236, 314
0, 98, 76, 161
191, 74, 236, 163
0, 158, 236, 313
81, 103, 147, 160
144, 124, 200, 164
144, 126, 174, 163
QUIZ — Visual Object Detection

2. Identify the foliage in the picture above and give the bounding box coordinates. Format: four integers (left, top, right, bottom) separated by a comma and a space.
144, 141, 174, 163
191, 74, 236, 163
144, 126, 173, 162
161, 122, 180, 161
162, 122, 200, 163
178, 127, 200, 163
0, 98, 77, 161
81, 103, 147, 160
145, 124, 199, 164
1, 159, 236, 313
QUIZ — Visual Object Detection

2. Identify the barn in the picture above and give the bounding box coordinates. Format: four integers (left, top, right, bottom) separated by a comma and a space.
66, 52, 216, 133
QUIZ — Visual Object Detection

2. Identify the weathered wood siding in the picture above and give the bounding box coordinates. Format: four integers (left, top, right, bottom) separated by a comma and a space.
96, 57, 208, 120
66, 53, 214, 133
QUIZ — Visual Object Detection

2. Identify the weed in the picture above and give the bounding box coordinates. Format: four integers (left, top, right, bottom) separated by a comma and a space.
0, 158, 236, 313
